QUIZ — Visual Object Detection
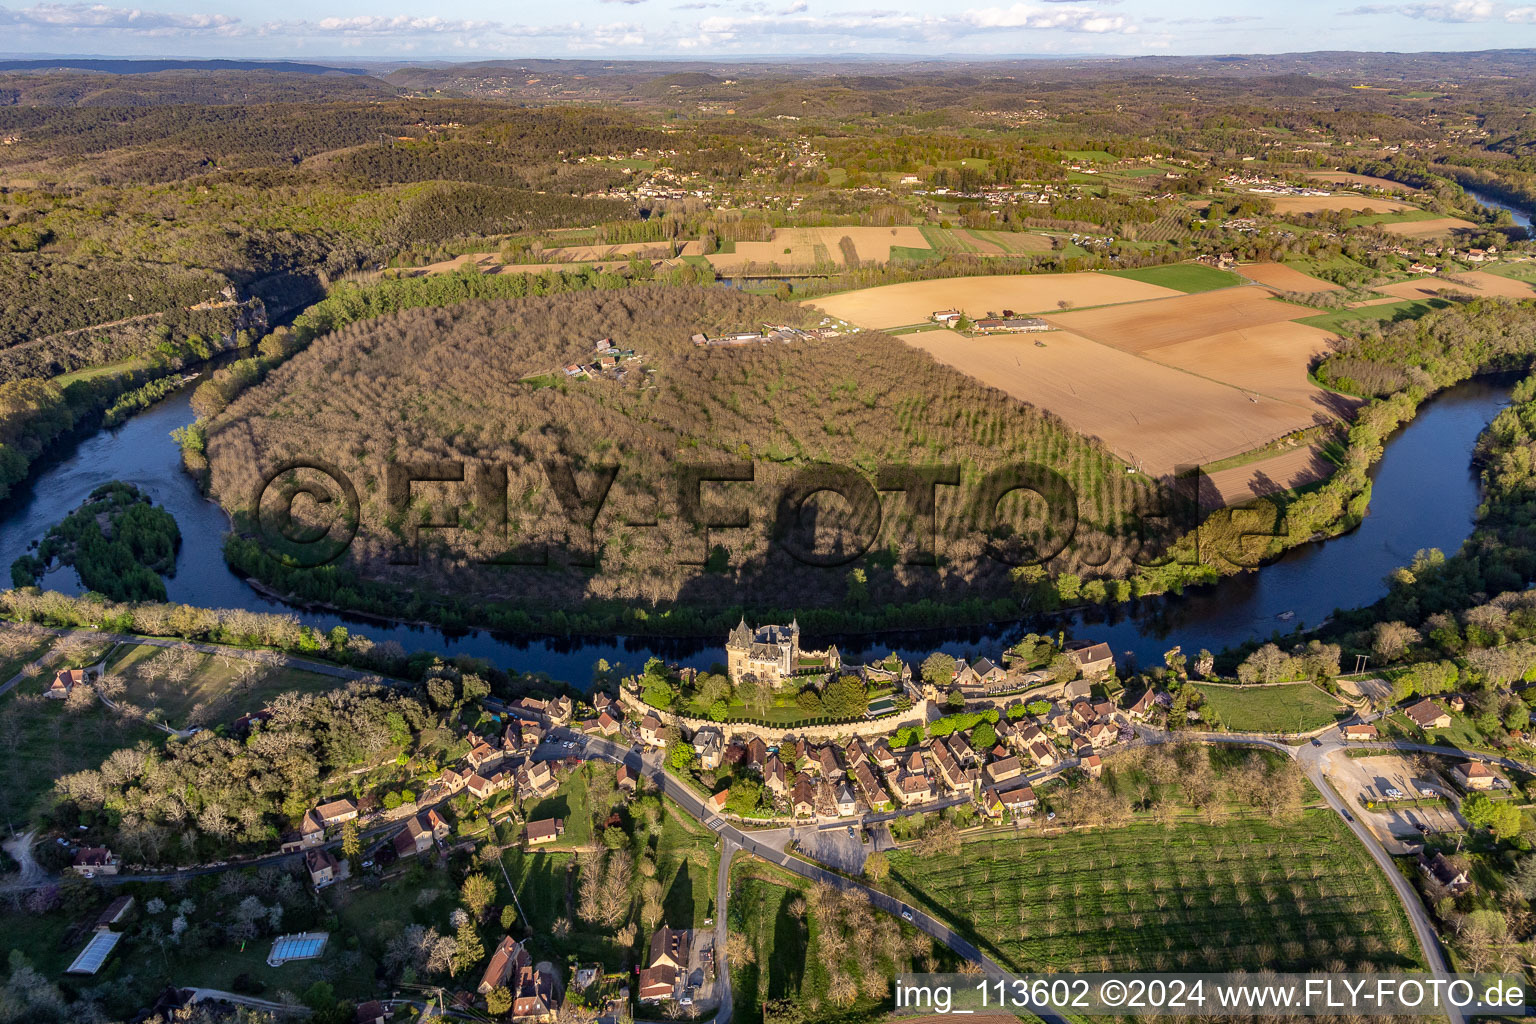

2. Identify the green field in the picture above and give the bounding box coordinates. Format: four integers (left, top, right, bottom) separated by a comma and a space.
918, 225, 980, 253
1, 670, 163, 823
1102, 263, 1245, 293
729, 857, 936, 1024
1297, 298, 1450, 334
1195, 682, 1348, 733
883, 810, 1422, 973
1063, 149, 1115, 162
104, 641, 344, 728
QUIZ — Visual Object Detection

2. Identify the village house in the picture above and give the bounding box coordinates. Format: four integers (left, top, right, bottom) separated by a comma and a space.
999, 782, 1038, 816
479, 935, 531, 995
595, 710, 621, 736
985, 755, 1023, 786
280, 808, 327, 853
1080, 752, 1102, 779
437, 766, 471, 795
745, 736, 768, 772
693, 727, 725, 770
356, 1001, 387, 1024
511, 963, 560, 1022
834, 782, 858, 817
764, 754, 787, 798
617, 764, 638, 795
1341, 722, 1379, 740
791, 778, 816, 818
815, 744, 842, 779
1404, 700, 1452, 730
392, 809, 450, 858
1127, 689, 1156, 721
870, 739, 899, 773
1419, 851, 1472, 895
1066, 641, 1115, 679
639, 925, 690, 1003
1027, 738, 1058, 769
315, 797, 358, 827
955, 657, 1007, 694
1455, 761, 1499, 791
526, 818, 565, 846
71, 847, 119, 876
304, 847, 346, 889
853, 761, 890, 809
467, 741, 504, 772
1086, 721, 1118, 748
895, 770, 933, 806
467, 766, 516, 801
519, 760, 558, 798
943, 733, 974, 767
639, 713, 666, 747
707, 788, 729, 815
46, 667, 91, 700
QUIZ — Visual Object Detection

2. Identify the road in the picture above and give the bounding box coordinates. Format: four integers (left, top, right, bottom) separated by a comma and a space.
578, 734, 1071, 1024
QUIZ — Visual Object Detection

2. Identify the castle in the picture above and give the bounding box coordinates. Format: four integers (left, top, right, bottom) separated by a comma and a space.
725, 618, 840, 688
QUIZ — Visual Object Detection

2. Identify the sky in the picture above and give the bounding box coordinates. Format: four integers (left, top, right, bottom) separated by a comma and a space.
2, 0, 1536, 60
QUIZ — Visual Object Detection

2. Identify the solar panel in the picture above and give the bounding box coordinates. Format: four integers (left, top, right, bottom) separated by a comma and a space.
67, 931, 121, 975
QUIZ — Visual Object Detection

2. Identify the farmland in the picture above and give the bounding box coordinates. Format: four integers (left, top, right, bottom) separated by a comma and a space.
1266, 194, 1414, 215
876, 273, 1356, 489
1238, 262, 1344, 293
896, 328, 1325, 478
807, 272, 1181, 330
1042, 288, 1317, 353
1302, 171, 1418, 192
883, 810, 1422, 974
706, 226, 933, 270
1379, 216, 1480, 238
1377, 271, 1536, 301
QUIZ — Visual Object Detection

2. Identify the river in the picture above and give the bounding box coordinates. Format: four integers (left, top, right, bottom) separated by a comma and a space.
1465, 188, 1533, 229
0, 371, 1513, 681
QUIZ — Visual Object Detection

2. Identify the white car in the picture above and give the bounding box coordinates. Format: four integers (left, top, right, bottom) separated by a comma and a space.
901, 907, 914, 922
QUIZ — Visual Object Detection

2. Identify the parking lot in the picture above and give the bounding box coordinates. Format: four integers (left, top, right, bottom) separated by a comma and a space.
1328, 753, 1464, 837
793, 823, 875, 873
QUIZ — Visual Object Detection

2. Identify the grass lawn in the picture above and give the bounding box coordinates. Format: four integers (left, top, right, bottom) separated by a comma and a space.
525, 763, 596, 850
104, 641, 343, 728
889, 245, 942, 264
1297, 298, 1449, 334
728, 857, 923, 1024
1101, 263, 1245, 293
655, 799, 720, 929
1195, 682, 1349, 733
882, 809, 1422, 973
0, 684, 163, 823
1063, 149, 1115, 162
1475, 260, 1536, 281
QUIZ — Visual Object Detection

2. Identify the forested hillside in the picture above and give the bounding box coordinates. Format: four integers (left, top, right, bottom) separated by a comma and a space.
205, 285, 1161, 628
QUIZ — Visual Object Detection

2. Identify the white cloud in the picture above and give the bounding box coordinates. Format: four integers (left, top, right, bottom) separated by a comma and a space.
1344, 0, 1495, 19
0, 2, 241, 33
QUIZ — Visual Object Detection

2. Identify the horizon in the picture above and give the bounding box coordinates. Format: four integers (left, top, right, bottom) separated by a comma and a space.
3, 0, 1536, 61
